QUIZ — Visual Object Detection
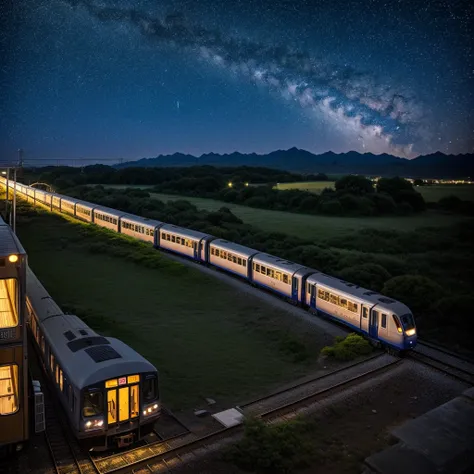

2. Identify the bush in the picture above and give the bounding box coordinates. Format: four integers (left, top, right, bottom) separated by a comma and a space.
321, 333, 372, 361
226, 417, 315, 473
432, 295, 474, 331
319, 199, 343, 215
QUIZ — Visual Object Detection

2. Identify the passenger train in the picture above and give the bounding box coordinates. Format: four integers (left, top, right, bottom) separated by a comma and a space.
0, 177, 418, 353
26, 266, 160, 450
0, 215, 29, 454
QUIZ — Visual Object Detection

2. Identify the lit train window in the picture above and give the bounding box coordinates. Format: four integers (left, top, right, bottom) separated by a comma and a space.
0, 364, 19, 415
127, 375, 140, 384
0, 278, 19, 329
106, 379, 118, 388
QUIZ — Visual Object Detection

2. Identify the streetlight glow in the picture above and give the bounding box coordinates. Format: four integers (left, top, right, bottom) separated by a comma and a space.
228, 182, 233, 188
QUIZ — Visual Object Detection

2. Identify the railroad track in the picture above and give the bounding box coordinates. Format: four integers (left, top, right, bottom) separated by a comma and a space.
91, 354, 402, 474
410, 341, 474, 385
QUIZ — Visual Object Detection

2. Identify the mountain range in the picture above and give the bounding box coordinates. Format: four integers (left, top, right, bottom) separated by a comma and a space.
115, 149, 474, 178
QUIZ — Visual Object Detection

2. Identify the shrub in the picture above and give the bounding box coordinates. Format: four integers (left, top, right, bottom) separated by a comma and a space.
225, 417, 315, 473
319, 199, 343, 215
321, 333, 372, 361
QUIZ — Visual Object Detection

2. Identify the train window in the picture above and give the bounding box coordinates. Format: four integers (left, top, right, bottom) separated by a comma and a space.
171, 236, 176, 243
128, 375, 140, 384
50, 354, 55, 373
0, 278, 19, 328
232, 256, 237, 263
176, 237, 181, 244
59, 369, 63, 391
261, 266, 266, 274
143, 377, 158, 402
363, 308, 368, 318
0, 364, 19, 415
56, 366, 59, 385
243, 260, 247, 267
83, 391, 103, 417
228, 253, 232, 261
238, 257, 242, 265
162, 232, 166, 239
283, 274, 289, 284
400, 314, 415, 330
381, 314, 387, 328
130, 385, 139, 418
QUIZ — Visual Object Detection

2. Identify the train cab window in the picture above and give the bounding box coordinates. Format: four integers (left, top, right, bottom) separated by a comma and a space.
401, 314, 416, 330
83, 391, 103, 417
0, 364, 19, 415
143, 377, 158, 402
0, 278, 19, 328
363, 308, 368, 318
381, 314, 387, 328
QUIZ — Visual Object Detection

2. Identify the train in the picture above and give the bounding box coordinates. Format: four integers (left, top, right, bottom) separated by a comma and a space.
0, 177, 418, 353
26, 266, 161, 451
0, 214, 29, 454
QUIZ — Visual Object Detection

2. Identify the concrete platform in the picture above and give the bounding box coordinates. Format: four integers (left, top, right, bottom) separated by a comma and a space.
211, 408, 244, 428
364, 387, 474, 474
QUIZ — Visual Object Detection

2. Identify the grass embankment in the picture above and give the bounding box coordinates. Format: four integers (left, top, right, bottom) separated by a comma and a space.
15, 203, 333, 411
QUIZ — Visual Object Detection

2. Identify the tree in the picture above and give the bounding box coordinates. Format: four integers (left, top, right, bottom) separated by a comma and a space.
338, 263, 391, 292
413, 178, 424, 186
382, 275, 443, 316
335, 175, 374, 195
376, 176, 413, 196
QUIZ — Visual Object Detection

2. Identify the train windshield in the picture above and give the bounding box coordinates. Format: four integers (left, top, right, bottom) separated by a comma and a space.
143, 377, 158, 402
400, 314, 415, 330
0, 278, 18, 328
83, 391, 103, 417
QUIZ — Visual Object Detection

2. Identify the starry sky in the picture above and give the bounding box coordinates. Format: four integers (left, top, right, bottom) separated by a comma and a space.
1, 0, 473, 165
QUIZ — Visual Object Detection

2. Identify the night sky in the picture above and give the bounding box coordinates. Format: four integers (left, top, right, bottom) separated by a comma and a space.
1, 0, 473, 164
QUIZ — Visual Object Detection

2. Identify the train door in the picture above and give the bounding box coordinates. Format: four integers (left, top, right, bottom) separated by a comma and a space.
106, 377, 139, 426
193, 241, 198, 260
361, 305, 369, 333
369, 309, 378, 338
291, 277, 298, 301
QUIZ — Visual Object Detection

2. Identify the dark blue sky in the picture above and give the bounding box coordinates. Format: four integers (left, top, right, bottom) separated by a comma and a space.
1, 0, 473, 165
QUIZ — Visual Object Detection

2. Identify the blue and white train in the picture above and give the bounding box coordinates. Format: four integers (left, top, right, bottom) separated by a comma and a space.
0, 178, 418, 352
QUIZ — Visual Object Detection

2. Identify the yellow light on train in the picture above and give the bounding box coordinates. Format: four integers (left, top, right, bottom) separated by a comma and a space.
405, 329, 416, 336
8, 254, 19, 263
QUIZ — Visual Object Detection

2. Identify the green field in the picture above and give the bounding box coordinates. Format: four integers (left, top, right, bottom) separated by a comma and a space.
417, 185, 474, 202
16, 205, 335, 412
144, 192, 467, 241
274, 181, 335, 193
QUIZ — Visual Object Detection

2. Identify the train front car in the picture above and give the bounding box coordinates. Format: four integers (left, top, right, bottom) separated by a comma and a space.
26, 267, 160, 451
76, 337, 160, 451
0, 216, 28, 453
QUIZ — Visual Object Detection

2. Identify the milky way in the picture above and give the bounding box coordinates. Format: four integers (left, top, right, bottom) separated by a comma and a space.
65, 0, 425, 158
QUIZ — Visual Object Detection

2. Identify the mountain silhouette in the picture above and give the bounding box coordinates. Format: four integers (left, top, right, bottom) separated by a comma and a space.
115, 149, 474, 178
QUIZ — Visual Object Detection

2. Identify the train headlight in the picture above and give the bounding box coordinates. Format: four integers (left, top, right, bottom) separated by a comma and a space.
142, 402, 160, 417
84, 418, 105, 431
405, 329, 416, 336
8, 254, 19, 263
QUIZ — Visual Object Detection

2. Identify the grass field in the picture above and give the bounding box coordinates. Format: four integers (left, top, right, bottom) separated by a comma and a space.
144, 192, 468, 241
15, 204, 335, 412
416, 185, 474, 202
274, 181, 335, 193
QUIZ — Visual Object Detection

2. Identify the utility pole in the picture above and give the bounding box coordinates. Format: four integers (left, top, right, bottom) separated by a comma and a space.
5, 168, 10, 225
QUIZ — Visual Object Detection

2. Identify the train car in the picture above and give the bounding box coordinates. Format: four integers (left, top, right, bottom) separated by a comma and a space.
33, 189, 53, 209
26, 267, 161, 451
0, 216, 29, 453
92, 206, 126, 232
52, 194, 62, 211
120, 214, 164, 245
75, 200, 95, 223
159, 224, 215, 262
251, 253, 316, 303
305, 273, 417, 351
60, 196, 78, 217
209, 239, 259, 279
26, 187, 35, 204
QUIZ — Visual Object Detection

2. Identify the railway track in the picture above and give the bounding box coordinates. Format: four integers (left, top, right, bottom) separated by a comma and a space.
91, 354, 402, 474
410, 341, 474, 385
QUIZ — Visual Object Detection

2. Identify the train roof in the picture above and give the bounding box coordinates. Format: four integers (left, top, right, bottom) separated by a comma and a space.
0, 217, 27, 257
74, 199, 96, 209
252, 253, 315, 276
92, 205, 127, 218
307, 272, 412, 314
210, 239, 259, 258
160, 223, 213, 241
121, 213, 164, 228
27, 267, 156, 388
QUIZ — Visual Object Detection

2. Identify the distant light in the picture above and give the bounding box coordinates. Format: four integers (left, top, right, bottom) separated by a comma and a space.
8, 255, 18, 263
245, 182, 249, 187
228, 182, 233, 188
1, 171, 6, 175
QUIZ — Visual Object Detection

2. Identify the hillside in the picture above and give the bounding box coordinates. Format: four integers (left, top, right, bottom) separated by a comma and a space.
115, 149, 474, 178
